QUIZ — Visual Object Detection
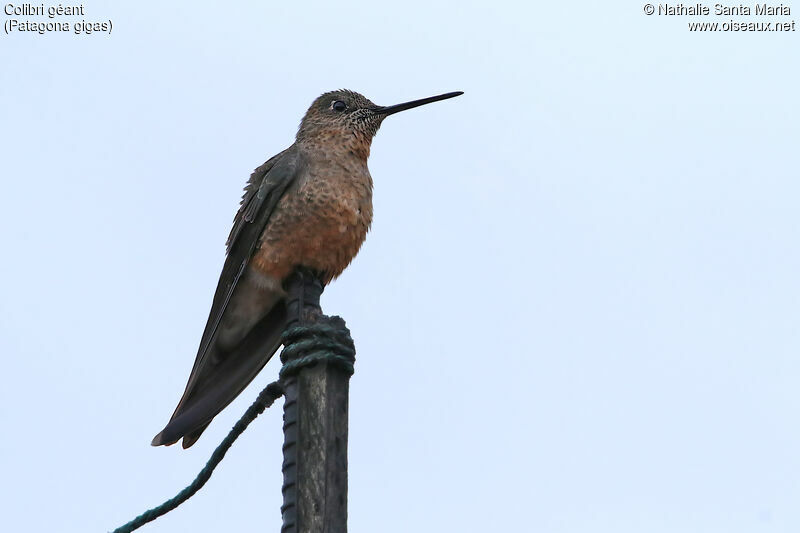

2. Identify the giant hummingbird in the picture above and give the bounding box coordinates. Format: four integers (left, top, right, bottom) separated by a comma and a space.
152, 89, 463, 448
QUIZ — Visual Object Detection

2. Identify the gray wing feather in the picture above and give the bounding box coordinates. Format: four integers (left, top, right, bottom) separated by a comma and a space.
152, 146, 301, 446
187, 148, 298, 391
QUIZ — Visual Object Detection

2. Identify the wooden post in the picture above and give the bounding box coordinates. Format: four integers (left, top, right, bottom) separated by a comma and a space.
281, 269, 350, 533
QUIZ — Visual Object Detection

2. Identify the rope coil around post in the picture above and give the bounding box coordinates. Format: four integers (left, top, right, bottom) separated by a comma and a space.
110, 315, 355, 533
279, 316, 356, 379
279, 313, 356, 533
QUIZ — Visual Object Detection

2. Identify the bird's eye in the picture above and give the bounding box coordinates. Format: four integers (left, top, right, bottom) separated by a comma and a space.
332, 100, 347, 112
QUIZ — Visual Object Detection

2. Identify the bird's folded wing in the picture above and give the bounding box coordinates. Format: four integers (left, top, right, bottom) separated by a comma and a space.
152, 146, 302, 445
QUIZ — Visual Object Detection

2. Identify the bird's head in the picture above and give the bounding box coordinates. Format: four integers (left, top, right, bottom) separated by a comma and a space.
296, 89, 463, 158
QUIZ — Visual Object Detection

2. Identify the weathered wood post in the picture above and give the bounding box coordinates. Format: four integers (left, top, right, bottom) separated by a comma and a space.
280, 268, 351, 533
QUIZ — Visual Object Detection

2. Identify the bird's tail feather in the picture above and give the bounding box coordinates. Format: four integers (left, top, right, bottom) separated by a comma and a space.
151, 303, 287, 448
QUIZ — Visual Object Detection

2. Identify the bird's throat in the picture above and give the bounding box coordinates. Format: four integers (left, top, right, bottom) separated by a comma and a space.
298, 127, 372, 163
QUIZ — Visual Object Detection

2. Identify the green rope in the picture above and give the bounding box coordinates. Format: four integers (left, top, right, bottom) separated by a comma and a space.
110, 314, 355, 533
279, 316, 356, 379
111, 382, 284, 533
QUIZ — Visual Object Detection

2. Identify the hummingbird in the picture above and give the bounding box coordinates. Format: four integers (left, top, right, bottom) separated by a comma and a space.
151, 89, 463, 448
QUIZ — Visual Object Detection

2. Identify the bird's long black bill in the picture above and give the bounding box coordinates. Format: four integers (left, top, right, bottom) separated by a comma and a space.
372, 91, 463, 116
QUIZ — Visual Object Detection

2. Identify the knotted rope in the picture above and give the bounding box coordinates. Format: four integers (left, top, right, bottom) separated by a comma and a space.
111, 315, 355, 533
279, 316, 356, 379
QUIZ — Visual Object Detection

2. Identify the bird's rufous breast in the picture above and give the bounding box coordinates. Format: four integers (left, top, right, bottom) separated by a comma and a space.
251, 139, 374, 284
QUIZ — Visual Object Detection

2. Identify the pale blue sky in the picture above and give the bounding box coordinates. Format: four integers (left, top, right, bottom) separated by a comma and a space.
1, 1, 799, 532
